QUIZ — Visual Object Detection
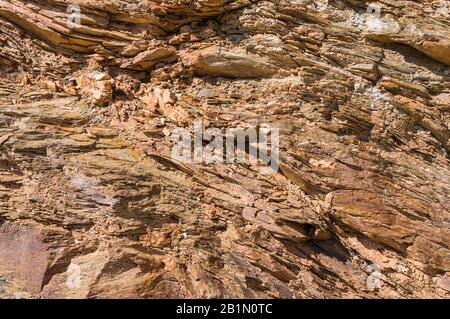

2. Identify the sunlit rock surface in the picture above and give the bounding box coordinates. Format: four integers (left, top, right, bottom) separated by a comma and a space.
0, 0, 449, 298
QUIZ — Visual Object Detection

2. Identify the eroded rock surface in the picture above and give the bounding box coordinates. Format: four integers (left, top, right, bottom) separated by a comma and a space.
0, 0, 449, 298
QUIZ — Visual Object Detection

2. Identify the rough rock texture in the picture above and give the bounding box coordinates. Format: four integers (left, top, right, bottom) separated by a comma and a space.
0, 0, 449, 298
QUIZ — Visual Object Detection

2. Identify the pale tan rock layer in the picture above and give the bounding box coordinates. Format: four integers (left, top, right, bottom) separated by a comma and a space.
0, 0, 449, 298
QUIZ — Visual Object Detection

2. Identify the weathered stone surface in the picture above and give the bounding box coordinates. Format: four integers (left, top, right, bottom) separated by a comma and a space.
182, 46, 280, 78
0, 0, 449, 299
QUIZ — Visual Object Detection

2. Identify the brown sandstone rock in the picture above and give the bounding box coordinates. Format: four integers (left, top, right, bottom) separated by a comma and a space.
0, 0, 449, 299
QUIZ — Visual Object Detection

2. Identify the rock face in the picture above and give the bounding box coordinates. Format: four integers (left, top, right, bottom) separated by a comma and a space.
0, 0, 449, 299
